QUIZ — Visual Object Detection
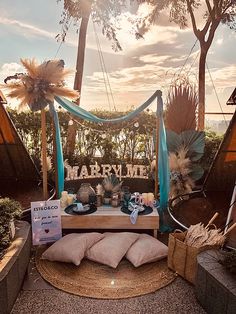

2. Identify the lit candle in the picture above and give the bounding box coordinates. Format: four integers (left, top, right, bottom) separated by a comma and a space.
147, 193, 154, 207
142, 193, 148, 206
61, 191, 68, 198
67, 194, 75, 205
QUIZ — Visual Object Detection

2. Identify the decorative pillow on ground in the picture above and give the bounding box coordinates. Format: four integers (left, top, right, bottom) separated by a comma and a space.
41, 233, 104, 266
126, 234, 168, 267
85, 232, 139, 268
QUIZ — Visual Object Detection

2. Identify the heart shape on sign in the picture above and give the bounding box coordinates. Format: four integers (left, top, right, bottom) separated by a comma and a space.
45, 229, 49, 233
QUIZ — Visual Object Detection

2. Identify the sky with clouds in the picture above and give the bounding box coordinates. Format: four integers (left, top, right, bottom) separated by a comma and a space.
0, 0, 235, 120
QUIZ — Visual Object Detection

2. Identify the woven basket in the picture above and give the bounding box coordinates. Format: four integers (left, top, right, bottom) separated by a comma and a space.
167, 230, 216, 284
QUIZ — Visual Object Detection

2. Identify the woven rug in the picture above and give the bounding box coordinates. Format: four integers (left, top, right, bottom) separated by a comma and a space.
36, 248, 176, 299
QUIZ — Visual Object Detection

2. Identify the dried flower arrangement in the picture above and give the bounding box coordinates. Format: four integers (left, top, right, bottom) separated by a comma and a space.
3, 58, 79, 111
169, 147, 195, 200
185, 223, 226, 248
102, 174, 122, 198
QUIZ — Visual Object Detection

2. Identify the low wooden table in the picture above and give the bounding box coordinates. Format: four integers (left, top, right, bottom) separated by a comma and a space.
61, 205, 159, 237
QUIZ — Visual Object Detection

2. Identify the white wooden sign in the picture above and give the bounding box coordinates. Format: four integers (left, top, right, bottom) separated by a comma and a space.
31, 200, 62, 245
64, 162, 149, 181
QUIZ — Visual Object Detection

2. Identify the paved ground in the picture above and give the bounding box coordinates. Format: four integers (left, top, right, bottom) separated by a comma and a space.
12, 261, 206, 314
12, 278, 206, 314
11, 229, 206, 314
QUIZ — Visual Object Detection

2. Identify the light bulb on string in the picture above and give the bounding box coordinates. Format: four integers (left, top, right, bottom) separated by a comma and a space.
101, 133, 106, 139
84, 129, 90, 135
68, 120, 74, 126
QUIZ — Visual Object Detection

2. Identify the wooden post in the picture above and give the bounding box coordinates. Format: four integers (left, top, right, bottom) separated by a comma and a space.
155, 115, 159, 199
52, 122, 59, 198
41, 109, 48, 200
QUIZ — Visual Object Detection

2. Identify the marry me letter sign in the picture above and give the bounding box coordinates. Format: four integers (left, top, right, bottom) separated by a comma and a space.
31, 200, 62, 245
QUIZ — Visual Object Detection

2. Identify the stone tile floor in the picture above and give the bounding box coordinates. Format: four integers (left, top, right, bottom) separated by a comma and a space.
11, 258, 206, 314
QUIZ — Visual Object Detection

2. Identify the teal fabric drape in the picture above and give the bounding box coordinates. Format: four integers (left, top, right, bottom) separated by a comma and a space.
157, 96, 170, 232
55, 90, 161, 124
49, 103, 64, 196
53, 90, 170, 232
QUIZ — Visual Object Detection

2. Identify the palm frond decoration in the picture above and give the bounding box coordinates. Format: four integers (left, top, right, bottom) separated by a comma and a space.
102, 174, 122, 198
169, 147, 195, 200
165, 84, 198, 134
3, 58, 79, 111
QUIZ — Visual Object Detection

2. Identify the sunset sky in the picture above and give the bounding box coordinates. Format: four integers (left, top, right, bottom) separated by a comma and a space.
0, 0, 235, 120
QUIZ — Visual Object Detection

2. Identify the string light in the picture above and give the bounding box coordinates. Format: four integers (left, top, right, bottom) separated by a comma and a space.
101, 133, 107, 139
63, 110, 155, 137
84, 129, 90, 135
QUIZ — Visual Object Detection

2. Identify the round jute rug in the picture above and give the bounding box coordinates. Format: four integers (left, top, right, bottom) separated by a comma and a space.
36, 248, 176, 299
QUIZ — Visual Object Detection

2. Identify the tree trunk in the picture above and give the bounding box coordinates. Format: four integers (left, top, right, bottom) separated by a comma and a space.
198, 44, 207, 131
66, 10, 91, 157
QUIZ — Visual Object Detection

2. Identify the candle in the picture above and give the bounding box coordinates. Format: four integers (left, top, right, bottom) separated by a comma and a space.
60, 191, 68, 208
67, 194, 75, 205
142, 193, 148, 206
61, 191, 68, 199
147, 193, 154, 207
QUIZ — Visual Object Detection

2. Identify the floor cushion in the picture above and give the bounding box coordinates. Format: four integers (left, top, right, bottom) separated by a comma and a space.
126, 233, 168, 267
41, 233, 104, 266
86, 232, 139, 268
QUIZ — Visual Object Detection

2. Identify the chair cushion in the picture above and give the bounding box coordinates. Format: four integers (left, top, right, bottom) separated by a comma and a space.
126, 234, 168, 267
41, 233, 104, 266
85, 232, 139, 268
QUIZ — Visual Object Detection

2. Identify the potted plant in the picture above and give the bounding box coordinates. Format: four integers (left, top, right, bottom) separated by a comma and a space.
0, 197, 22, 259
0, 197, 33, 313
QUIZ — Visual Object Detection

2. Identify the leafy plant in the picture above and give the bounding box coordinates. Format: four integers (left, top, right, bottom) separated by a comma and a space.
220, 251, 236, 274
0, 198, 22, 259
201, 128, 223, 171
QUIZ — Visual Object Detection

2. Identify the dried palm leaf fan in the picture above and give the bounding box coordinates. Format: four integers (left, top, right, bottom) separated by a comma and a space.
165, 83, 198, 134
3, 58, 79, 199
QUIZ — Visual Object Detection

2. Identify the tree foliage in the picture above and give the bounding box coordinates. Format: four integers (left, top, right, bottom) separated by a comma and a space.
58, 0, 135, 51
57, 0, 171, 51
168, 1, 236, 40
8, 107, 156, 167
8, 107, 222, 175
201, 128, 223, 170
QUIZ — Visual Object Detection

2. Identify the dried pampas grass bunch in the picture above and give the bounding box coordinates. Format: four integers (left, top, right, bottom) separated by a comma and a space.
169, 147, 195, 200
3, 58, 79, 111
185, 222, 226, 248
